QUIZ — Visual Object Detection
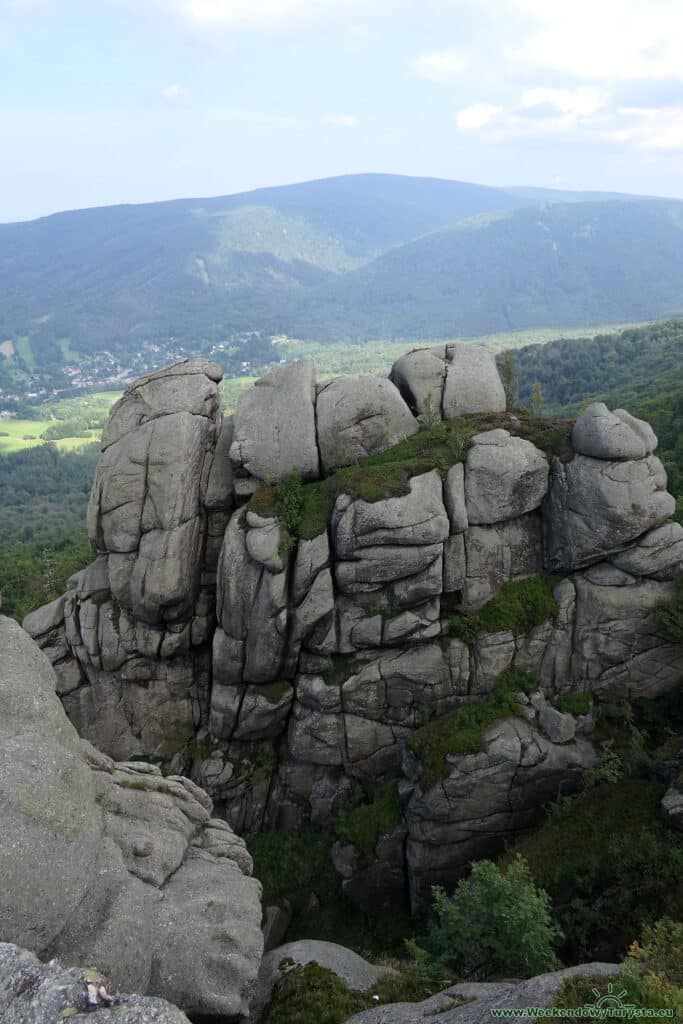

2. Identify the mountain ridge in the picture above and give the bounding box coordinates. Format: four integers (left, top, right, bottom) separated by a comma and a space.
2, 173, 683, 399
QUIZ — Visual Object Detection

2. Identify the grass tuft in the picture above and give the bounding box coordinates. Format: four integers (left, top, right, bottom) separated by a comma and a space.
407, 665, 537, 790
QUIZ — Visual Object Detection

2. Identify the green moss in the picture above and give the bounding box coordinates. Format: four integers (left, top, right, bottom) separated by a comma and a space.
116, 779, 149, 792
407, 666, 537, 790
256, 680, 292, 704
553, 693, 591, 716
263, 963, 445, 1024
336, 781, 402, 858
450, 576, 560, 643
250, 411, 573, 546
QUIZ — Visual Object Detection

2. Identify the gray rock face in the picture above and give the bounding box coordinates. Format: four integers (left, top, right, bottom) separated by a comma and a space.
230, 359, 320, 489
0, 944, 191, 1024
343, 963, 620, 1024
24, 360, 233, 761
572, 402, 657, 460
389, 346, 447, 416
442, 343, 506, 418
389, 343, 505, 420
316, 375, 418, 473
404, 713, 595, 907
544, 453, 675, 571
0, 616, 262, 1021
465, 430, 548, 525
22, 355, 683, 925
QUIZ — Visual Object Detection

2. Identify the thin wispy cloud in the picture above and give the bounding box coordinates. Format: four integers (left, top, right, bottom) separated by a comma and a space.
411, 49, 467, 83
322, 113, 360, 128
160, 83, 188, 100
456, 88, 683, 152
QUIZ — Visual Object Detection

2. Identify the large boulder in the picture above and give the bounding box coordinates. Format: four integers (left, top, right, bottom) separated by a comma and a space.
464, 430, 548, 525
230, 359, 319, 492
88, 359, 224, 627
389, 346, 447, 416
404, 710, 595, 908
544, 453, 675, 571
442, 343, 506, 419
0, 616, 263, 1021
0, 943, 191, 1024
389, 343, 506, 420
572, 402, 657, 460
252, 940, 381, 1022
316, 375, 418, 473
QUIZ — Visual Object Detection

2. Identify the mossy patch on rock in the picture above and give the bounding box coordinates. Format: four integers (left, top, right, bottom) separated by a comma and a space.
450, 575, 560, 643
407, 666, 537, 790
251, 411, 570, 542
263, 962, 446, 1024
552, 693, 591, 716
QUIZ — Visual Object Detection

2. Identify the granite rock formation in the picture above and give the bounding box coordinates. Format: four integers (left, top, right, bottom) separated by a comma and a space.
0, 614, 262, 1021
24, 351, 683, 911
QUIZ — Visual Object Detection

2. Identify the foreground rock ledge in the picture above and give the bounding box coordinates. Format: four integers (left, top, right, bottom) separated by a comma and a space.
0, 615, 263, 1021
0, 943, 191, 1024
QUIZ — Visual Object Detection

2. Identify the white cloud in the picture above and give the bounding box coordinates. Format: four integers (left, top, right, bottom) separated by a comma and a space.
456, 104, 504, 132
411, 49, 467, 83
322, 113, 360, 127
521, 87, 606, 118
510, 0, 683, 82
456, 86, 683, 152
160, 83, 187, 100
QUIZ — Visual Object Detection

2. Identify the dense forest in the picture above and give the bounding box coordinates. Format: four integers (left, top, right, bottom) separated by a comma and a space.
0, 444, 99, 619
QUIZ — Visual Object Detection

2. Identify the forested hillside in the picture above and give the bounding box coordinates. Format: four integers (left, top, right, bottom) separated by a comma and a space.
291, 200, 683, 340
0, 444, 98, 619
2, 175, 683, 401
511, 319, 683, 503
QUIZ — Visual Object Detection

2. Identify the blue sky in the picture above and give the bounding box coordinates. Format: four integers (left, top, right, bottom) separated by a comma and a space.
3, 0, 683, 221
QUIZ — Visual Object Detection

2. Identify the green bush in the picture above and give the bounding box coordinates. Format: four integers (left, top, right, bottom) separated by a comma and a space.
410, 856, 561, 982
546, 920, 683, 1021
450, 576, 560, 642
407, 666, 537, 789
263, 963, 368, 1024
246, 826, 413, 958
553, 693, 591, 716
506, 780, 683, 962
263, 962, 442, 1024
335, 781, 402, 858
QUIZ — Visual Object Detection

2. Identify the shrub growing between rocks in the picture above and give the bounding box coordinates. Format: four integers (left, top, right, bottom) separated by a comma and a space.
407, 856, 561, 983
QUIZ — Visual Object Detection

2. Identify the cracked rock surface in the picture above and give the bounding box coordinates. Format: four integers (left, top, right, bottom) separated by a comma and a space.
0, 615, 262, 1022
23, 347, 683, 917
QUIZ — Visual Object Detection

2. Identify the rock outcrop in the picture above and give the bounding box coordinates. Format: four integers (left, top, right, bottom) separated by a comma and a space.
24, 346, 683, 914
0, 943, 191, 1024
342, 963, 621, 1024
0, 614, 262, 1021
